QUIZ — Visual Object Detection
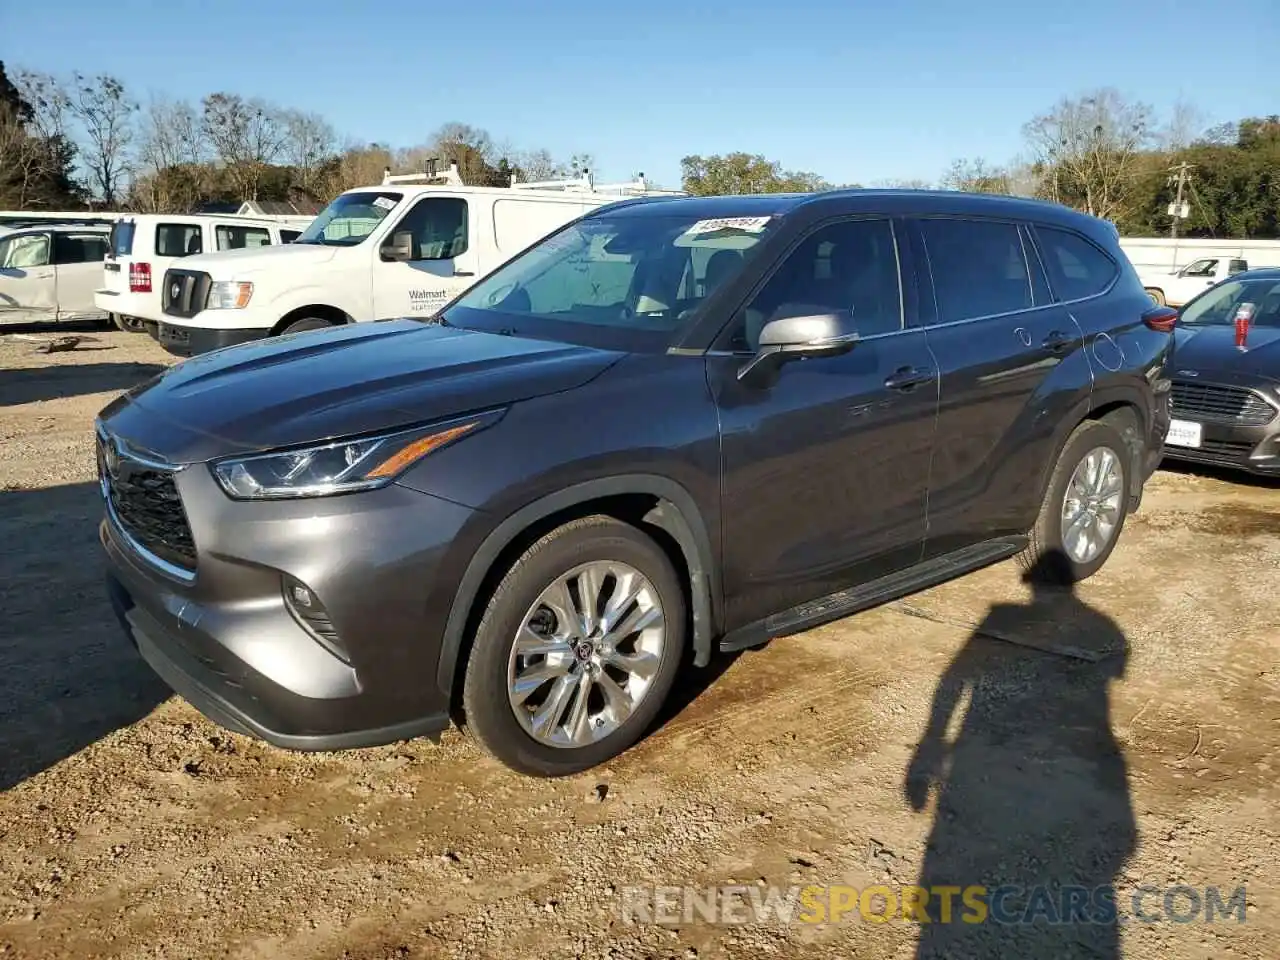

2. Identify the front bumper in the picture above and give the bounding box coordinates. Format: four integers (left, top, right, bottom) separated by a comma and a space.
1161, 380, 1280, 475
153, 321, 266, 358
100, 459, 479, 750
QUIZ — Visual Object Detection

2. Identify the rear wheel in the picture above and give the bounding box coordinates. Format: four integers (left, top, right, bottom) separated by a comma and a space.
1018, 419, 1131, 584
462, 515, 687, 777
110, 313, 145, 333
280, 316, 336, 336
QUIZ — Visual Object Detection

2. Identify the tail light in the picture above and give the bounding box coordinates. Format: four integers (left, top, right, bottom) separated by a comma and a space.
1141, 305, 1178, 333
129, 262, 152, 293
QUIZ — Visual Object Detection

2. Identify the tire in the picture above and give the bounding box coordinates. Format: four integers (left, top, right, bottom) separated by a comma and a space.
110, 313, 145, 333
280, 316, 335, 336
462, 515, 687, 777
1018, 418, 1132, 585
1145, 288, 1166, 306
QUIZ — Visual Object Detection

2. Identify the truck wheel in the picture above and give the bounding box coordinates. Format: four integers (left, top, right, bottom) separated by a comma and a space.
1018, 418, 1131, 585
280, 317, 335, 336
1145, 288, 1166, 306
462, 515, 687, 777
110, 313, 145, 333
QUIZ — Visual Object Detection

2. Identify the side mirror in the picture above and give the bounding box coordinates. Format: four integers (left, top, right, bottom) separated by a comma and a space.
380, 231, 414, 262
739, 306, 858, 381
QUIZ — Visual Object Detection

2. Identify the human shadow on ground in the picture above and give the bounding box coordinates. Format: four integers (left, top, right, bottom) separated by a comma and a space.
904, 550, 1135, 958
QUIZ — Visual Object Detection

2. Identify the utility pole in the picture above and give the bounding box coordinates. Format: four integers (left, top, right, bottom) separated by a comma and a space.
1168, 161, 1193, 240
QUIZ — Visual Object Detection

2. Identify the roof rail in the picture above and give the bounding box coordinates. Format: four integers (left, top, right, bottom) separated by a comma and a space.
382, 159, 465, 187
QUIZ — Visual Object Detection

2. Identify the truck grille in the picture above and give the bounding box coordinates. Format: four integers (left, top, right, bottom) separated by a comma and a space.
162, 269, 212, 319
1171, 381, 1277, 426
97, 430, 197, 575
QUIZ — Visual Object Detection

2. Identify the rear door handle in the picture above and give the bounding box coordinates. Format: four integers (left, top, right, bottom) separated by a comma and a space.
454, 270, 475, 277
1042, 330, 1074, 353
884, 366, 934, 392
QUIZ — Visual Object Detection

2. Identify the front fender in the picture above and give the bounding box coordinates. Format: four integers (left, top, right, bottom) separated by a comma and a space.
434, 474, 721, 702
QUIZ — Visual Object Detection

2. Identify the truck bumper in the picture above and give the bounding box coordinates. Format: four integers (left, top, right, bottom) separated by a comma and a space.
157, 322, 267, 357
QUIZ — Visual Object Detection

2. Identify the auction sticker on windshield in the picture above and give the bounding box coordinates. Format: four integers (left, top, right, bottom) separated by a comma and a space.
372, 196, 397, 211
684, 216, 772, 236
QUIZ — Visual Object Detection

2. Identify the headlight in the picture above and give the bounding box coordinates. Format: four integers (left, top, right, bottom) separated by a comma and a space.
206, 281, 254, 309
211, 412, 501, 500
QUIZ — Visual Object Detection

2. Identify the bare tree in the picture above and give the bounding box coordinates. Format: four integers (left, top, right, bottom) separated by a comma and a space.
133, 95, 209, 212
1023, 88, 1154, 220
201, 92, 287, 201
324, 141, 394, 196
1157, 98, 1209, 151
13, 69, 70, 145
429, 122, 498, 184
872, 177, 933, 189
940, 157, 1012, 194
281, 108, 337, 196
67, 73, 137, 206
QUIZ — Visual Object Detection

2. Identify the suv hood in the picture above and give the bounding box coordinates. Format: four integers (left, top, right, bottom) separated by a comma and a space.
1173, 324, 1280, 384
98, 320, 623, 463
179, 242, 337, 277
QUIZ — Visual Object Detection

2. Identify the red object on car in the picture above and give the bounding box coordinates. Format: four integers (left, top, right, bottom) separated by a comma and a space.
1234, 302, 1256, 348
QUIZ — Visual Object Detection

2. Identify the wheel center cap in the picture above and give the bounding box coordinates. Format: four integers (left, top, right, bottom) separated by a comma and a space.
574, 640, 595, 662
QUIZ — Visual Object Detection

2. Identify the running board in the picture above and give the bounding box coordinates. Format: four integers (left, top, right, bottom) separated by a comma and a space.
718, 536, 1027, 653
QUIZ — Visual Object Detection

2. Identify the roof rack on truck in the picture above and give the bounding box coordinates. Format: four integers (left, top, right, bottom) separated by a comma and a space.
382, 159, 685, 197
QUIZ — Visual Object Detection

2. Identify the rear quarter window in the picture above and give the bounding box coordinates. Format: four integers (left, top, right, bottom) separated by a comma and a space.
918, 217, 1032, 322
156, 223, 203, 258
216, 225, 271, 250
1034, 226, 1118, 301
279, 229, 301, 243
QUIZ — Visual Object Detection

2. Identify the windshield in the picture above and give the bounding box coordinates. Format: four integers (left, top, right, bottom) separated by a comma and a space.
1180, 277, 1280, 328
447, 212, 776, 345
296, 191, 403, 246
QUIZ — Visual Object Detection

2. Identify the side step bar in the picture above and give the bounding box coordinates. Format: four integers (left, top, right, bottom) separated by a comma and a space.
718, 536, 1028, 653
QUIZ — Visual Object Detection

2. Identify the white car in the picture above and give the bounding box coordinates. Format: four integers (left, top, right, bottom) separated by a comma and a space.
0, 224, 111, 325
152, 164, 684, 356
95, 213, 309, 333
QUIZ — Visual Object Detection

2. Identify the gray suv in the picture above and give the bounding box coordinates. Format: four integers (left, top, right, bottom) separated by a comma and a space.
97, 190, 1175, 776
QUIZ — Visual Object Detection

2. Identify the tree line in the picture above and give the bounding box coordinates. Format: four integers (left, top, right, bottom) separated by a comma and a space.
2, 61, 1276, 239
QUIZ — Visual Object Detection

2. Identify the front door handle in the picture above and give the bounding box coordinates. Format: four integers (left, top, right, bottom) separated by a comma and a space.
454, 270, 475, 277
1042, 330, 1074, 353
884, 366, 933, 392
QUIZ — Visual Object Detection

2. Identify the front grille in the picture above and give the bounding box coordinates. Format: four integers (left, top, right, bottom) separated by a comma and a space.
1171, 381, 1277, 426
97, 432, 197, 574
162, 269, 212, 319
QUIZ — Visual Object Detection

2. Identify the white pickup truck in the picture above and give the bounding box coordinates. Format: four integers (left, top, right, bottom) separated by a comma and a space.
1138, 256, 1250, 307
151, 164, 684, 356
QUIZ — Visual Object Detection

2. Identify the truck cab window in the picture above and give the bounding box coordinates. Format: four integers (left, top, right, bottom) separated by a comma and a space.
393, 198, 469, 260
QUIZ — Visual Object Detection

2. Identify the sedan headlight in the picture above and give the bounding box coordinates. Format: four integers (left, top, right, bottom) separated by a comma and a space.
211, 412, 501, 500
206, 281, 254, 310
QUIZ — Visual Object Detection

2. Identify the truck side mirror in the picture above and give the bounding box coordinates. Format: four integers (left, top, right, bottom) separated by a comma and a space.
380, 231, 414, 262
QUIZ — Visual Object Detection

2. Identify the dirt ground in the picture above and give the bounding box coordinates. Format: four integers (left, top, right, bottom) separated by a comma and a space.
1, 326, 1277, 960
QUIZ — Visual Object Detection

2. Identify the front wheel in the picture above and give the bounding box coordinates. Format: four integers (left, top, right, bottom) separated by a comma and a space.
279, 316, 335, 336
462, 515, 687, 777
1145, 288, 1166, 306
1018, 419, 1131, 584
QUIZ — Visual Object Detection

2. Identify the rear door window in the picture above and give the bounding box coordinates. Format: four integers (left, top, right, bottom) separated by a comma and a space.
156, 223, 203, 257
1033, 225, 1119, 302
216, 225, 272, 250
53, 232, 109, 264
918, 218, 1032, 322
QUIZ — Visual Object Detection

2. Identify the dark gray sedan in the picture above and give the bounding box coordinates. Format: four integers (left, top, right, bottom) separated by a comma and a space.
1164, 267, 1280, 475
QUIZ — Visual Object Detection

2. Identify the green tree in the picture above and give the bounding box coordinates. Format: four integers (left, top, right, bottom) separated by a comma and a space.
680, 152, 830, 195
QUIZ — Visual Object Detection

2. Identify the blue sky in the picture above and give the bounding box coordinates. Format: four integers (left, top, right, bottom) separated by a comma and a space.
5, 0, 1277, 188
